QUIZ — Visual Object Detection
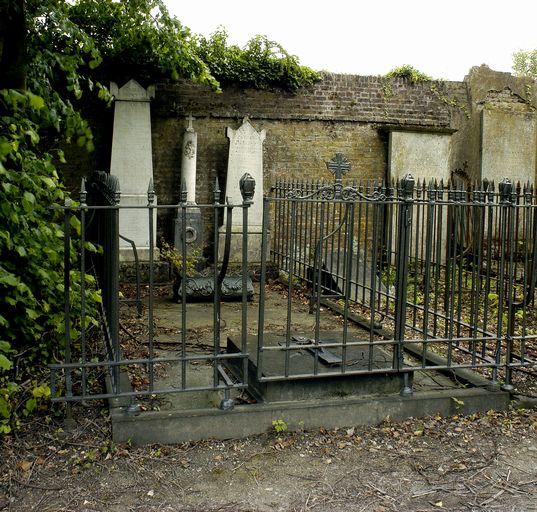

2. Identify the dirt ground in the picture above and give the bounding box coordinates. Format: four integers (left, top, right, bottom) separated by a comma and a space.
3, 283, 537, 511
1, 403, 537, 512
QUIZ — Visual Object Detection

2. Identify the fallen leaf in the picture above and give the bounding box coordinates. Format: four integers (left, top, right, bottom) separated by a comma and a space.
17, 461, 32, 472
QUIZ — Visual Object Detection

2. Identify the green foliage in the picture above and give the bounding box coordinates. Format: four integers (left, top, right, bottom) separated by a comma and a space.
66, 2, 319, 92
451, 397, 465, 410
513, 49, 537, 80
0, 86, 101, 432
272, 419, 288, 433
67, 0, 218, 89
0, 0, 106, 433
195, 29, 320, 92
160, 240, 201, 276
385, 64, 432, 83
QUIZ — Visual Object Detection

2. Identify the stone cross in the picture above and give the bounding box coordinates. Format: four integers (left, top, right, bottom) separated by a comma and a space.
186, 114, 195, 132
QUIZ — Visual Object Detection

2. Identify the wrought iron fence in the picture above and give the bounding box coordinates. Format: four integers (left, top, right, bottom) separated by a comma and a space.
49, 163, 537, 404
267, 173, 537, 389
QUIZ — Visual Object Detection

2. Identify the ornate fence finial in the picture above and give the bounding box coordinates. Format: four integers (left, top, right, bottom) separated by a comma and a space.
213, 176, 221, 204
327, 153, 351, 199
146, 178, 155, 205
499, 177, 513, 203
79, 177, 87, 206
400, 173, 415, 199
239, 172, 255, 205
180, 177, 188, 204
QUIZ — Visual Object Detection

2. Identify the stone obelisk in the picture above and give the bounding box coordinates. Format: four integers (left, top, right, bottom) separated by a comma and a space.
110, 79, 157, 261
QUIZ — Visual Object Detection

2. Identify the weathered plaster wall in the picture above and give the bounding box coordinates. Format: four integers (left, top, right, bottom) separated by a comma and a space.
451, 65, 537, 183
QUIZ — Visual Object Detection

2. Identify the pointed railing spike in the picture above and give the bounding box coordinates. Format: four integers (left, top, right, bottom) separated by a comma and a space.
147, 178, 155, 204
80, 177, 87, 206
181, 177, 188, 203
213, 176, 221, 204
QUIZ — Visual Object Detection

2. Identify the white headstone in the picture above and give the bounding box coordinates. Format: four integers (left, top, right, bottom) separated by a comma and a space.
110, 79, 156, 261
182, 115, 198, 204
221, 118, 266, 262
225, 118, 265, 229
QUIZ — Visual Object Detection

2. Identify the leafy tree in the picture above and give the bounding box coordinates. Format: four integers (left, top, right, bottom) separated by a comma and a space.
513, 49, 537, 80
67, 0, 218, 89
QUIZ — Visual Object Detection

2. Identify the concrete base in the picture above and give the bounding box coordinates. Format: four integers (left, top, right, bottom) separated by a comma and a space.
227, 333, 410, 402
110, 386, 510, 445
218, 228, 269, 264
119, 247, 159, 263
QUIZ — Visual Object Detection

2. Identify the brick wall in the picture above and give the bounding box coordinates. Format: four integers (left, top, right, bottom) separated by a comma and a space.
61, 72, 471, 244
154, 73, 466, 126
152, 73, 469, 207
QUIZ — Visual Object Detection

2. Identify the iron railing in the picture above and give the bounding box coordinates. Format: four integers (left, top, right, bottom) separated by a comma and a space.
267, 174, 537, 389
49, 172, 254, 405
49, 164, 537, 403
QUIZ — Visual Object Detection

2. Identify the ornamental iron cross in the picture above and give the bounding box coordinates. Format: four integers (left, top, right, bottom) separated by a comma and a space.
327, 153, 351, 181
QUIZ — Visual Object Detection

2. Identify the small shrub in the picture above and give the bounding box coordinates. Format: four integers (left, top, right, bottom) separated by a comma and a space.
385, 65, 432, 83
272, 419, 288, 433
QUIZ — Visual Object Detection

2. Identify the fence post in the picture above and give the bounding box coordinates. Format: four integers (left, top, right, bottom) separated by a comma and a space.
394, 173, 415, 397
496, 177, 515, 391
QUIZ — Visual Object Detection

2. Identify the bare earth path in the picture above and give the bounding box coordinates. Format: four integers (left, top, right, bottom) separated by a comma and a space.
1, 404, 536, 511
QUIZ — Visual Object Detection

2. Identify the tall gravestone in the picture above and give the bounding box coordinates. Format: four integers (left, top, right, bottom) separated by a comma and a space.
480, 94, 536, 238
174, 115, 203, 252
110, 79, 156, 261
481, 106, 536, 185
220, 118, 266, 262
